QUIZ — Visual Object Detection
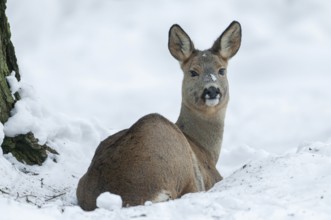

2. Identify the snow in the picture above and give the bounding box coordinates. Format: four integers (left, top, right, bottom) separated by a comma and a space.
1, 0, 331, 219
6, 71, 20, 98
96, 192, 122, 211
3, 142, 330, 219
210, 74, 217, 82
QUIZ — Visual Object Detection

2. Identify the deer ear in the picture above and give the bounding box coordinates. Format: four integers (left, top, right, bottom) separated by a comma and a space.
168, 24, 195, 62
211, 21, 241, 59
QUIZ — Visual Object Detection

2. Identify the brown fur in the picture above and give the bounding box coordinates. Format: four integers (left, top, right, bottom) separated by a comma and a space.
76, 21, 241, 210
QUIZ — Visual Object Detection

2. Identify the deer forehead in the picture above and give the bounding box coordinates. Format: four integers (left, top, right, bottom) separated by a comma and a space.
185, 51, 226, 73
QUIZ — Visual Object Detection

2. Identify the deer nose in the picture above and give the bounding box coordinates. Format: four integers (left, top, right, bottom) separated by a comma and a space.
202, 86, 221, 99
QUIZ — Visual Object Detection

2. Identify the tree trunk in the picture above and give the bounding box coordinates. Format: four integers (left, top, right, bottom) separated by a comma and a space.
0, 0, 57, 165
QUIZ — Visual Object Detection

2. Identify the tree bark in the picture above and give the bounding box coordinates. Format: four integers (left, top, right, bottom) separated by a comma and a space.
0, 0, 18, 123
0, 0, 57, 165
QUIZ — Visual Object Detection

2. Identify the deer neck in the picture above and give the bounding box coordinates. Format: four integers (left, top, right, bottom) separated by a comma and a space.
176, 104, 227, 165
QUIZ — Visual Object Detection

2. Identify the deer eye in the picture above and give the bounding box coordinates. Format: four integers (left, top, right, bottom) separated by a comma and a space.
218, 68, 226, 76
190, 70, 199, 77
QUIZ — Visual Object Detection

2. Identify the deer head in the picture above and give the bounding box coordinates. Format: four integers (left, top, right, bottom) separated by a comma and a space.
168, 21, 241, 116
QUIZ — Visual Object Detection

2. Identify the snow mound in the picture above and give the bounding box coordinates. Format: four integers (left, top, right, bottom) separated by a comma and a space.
96, 192, 122, 211
297, 141, 331, 156
197, 142, 331, 219
1, 83, 111, 209
2, 132, 331, 220
218, 144, 270, 177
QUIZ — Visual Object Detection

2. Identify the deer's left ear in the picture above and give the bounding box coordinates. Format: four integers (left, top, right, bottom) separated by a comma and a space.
211, 21, 241, 59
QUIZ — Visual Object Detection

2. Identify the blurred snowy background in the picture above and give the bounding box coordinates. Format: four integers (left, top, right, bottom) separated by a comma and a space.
2, 0, 331, 219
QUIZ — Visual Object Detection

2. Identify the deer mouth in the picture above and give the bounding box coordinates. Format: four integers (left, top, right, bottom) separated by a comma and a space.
202, 86, 221, 107
204, 94, 221, 107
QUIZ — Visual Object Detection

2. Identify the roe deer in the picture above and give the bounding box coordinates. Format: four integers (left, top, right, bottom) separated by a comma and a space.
77, 21, 241, 210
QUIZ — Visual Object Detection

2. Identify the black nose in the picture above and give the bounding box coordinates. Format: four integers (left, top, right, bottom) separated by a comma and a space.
202, 86, 221, 99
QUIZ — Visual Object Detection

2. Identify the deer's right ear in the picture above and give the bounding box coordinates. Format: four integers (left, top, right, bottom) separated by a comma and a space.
168, 24, 194, 62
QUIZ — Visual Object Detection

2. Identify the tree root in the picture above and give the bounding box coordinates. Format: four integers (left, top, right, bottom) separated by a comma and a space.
2, 132, 59, 165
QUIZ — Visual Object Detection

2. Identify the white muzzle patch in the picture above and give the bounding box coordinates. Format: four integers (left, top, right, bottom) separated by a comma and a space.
205, 94, 221, 107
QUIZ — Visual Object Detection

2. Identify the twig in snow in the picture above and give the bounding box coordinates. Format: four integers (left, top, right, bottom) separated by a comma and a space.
25, 195, 40, 207
0, 189, 9, 194
45, 192, 66, 202
19, 194, 37, 198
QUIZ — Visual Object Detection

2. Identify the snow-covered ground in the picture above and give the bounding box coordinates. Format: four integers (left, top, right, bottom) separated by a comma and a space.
2, 0, 331, 219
